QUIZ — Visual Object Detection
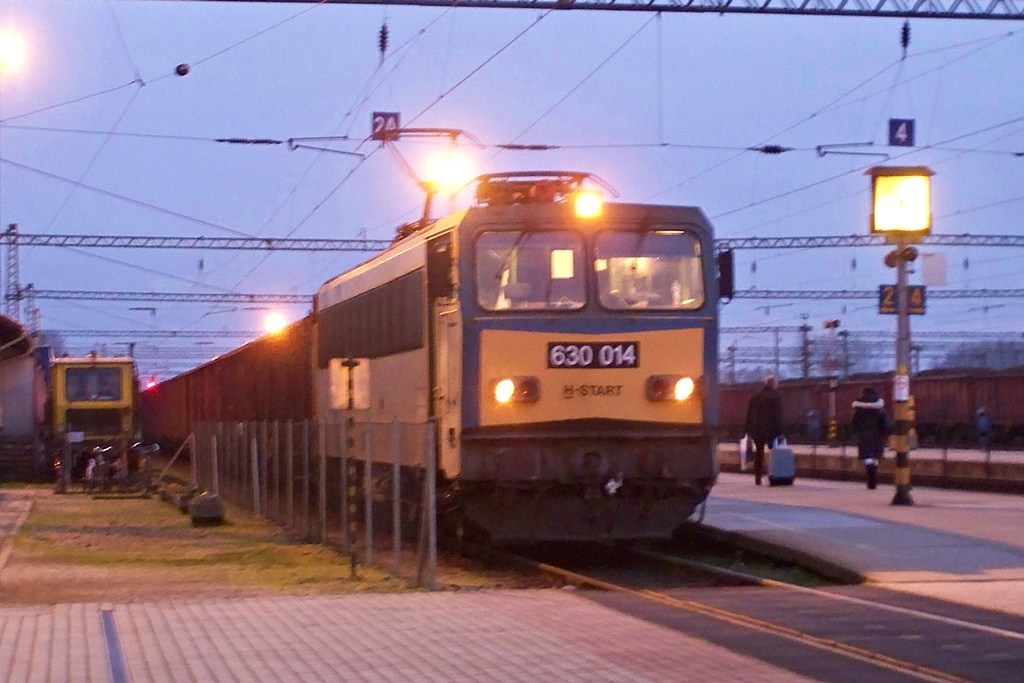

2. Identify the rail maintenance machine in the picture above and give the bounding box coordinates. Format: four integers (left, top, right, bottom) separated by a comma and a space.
50, 354, 144, 493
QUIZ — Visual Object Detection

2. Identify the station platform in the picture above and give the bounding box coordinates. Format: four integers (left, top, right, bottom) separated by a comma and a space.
717, 442, 1024, 490
704, 472, 1024, 617
4, 481, 1024, 681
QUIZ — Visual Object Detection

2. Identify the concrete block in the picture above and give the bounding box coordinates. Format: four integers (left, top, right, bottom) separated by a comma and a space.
189, 492, 225, 526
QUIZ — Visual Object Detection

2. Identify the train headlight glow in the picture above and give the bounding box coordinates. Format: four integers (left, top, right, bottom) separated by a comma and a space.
646, 375, 698, 402
492, 376, 540, 404
574, 190, 603, 218
674, 377, 695, 401
495, 379, 516, 403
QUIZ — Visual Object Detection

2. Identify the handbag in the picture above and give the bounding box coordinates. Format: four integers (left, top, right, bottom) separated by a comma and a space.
739, 434, 750, 471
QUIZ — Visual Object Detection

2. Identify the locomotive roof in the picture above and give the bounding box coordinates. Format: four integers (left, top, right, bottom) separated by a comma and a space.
316, 201, 713, 311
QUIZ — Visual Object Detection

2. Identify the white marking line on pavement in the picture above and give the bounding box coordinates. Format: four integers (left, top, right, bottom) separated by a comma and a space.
766, 571, 1024, 642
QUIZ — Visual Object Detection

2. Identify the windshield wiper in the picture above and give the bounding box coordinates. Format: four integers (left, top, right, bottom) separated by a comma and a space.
493, 231, 533, 282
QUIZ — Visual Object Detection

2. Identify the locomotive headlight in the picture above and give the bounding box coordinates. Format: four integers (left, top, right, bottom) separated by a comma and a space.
674, 377, 695, 401
495, 379, 516, 403
493, 376, 540, 403
574, 190, 603, 218
646, 375, 697, 402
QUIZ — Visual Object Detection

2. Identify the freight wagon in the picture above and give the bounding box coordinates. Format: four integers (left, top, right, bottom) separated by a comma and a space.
139, 316, 315, 449
720, 369, 1024, 446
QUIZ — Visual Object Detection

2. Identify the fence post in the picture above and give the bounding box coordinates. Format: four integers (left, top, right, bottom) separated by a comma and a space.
242, 423, 250, 508
319, 419, 327, 545
393, 415, 401, 577
242, 423, 250, 506
192, 429, 199, 486
302, 419, 311, 542
339, 419, 349, 554
272, 421, 281, 522
287, 420, 295, 531
425, 419, 437, 590
251, 431, 261, 515
365, 418, 374, 566
261, 421, 269, 516
211, 433, 219, 495
228, 424, 236, 502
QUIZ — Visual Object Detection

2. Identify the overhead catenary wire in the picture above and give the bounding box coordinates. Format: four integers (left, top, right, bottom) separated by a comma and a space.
225, 8, 457, 289
14, 10, 1024, 360
497, 14, 659, 155
3, 158, 258, 238
43, 86, 145, 232
275, 10, 558, 292
644, 28, 1021, 204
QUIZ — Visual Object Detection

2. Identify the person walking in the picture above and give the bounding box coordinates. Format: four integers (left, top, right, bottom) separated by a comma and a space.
975, 406, 992, 451
745, 375, 784, 486
852, 387, 891, 490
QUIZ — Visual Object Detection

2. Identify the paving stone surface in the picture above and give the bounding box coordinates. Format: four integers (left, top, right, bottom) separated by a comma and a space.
0, 591, 818, 682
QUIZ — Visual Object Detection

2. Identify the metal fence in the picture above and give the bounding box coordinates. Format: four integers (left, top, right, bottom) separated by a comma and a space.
190, 415, 437, 589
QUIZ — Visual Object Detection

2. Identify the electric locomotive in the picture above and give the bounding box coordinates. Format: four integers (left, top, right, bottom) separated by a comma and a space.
315, 172, 725, 541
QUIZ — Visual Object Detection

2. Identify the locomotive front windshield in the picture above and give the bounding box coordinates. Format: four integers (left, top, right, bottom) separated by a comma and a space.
476, 230, 586, 311
64, 367, 124, 402
595, 229, 704, 310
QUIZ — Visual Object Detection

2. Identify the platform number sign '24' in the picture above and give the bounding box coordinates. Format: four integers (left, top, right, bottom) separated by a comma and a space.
889, 119, 915, 147
878, 284, 926, 315
371, 112, 400, 141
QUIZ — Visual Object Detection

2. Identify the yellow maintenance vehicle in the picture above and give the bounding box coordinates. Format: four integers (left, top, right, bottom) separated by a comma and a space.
50, 354, 150, 493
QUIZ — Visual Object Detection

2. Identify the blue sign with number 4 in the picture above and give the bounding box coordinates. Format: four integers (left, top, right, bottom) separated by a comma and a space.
889, 119, 915, 147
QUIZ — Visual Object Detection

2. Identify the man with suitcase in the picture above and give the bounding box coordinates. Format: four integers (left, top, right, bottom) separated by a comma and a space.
745, 375, 785, 486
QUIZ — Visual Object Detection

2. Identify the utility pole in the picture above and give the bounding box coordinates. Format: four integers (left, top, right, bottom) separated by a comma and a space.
4, 223, 19, 321
727, 343, 737, 384
799, 320, 812, 379
838, 330, 851, 377
773, 328, 781, 378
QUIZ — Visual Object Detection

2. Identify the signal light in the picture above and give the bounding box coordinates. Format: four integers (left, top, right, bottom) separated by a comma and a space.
144, 376, 158, 391
717, 250, 735, 300
574, 190, 603, 218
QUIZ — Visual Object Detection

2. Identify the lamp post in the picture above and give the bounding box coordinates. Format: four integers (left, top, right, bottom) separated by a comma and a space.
867, 166, 934, 507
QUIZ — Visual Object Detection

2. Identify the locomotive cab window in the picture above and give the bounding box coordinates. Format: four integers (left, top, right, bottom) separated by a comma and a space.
476, 230, 586, 311
65, 367, 124, 402
595, 229, 704, 310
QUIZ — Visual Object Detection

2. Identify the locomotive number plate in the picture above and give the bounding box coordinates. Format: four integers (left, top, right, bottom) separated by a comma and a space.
547, 342, 639, 369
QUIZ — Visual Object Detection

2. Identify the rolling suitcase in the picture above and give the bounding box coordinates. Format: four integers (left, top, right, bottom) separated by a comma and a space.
768, 439, 796, 486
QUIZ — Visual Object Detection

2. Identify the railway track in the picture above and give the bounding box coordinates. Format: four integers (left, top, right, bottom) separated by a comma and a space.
508, 541, 1024, 683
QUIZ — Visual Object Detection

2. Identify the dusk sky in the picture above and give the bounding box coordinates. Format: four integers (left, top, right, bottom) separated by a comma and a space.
1, 1, 1022, 378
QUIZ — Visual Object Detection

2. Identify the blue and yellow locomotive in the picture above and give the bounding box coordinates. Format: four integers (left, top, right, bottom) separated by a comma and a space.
315, 172, 725, 541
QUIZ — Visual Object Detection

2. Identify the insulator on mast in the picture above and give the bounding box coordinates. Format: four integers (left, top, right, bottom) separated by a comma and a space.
379, 23, 389, 62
